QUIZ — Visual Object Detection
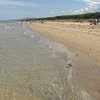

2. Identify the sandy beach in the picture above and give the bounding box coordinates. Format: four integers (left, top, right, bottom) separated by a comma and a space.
27, 21, 100, 100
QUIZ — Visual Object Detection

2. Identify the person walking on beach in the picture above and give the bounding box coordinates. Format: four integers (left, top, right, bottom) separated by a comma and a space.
21, 21, 23, 26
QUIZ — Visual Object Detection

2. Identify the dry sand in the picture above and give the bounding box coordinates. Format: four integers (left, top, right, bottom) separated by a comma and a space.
26, 21, 100, 100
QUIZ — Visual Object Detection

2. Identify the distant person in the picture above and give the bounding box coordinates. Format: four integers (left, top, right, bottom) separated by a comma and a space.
21, 21, 23, 26
30, 20, 32, 24
21, 21, 24, 30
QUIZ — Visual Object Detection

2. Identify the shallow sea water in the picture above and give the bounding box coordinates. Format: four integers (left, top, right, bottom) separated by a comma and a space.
0, 21, 77, 100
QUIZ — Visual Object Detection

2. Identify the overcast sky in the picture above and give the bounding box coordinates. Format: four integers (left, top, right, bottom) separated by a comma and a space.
0, 0, 100, 20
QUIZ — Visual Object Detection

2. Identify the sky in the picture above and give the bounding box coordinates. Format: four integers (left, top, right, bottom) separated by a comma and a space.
0, 0, 100, 20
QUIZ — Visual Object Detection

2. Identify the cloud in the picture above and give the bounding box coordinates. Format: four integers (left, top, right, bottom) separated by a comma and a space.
0, 0, 47, 20
74, 7, 89, 14
82, 0, 100, 9
60, 11, 65, 13
50, 11, 54, 14
0, 0, 45, 7
73, 0, 100, 14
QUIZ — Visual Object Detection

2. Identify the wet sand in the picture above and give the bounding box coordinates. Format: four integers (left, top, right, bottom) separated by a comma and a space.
27, 21, 100, 100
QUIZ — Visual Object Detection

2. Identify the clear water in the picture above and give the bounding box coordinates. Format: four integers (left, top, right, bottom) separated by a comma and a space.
0, 21, 76, 100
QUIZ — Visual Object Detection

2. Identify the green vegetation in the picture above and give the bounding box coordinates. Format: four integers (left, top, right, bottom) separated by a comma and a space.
18, 12, 100, 22
38, 12, 100, 21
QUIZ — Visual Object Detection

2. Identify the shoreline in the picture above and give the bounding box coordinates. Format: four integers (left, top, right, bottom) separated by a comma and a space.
0, 21, 78, 100
26, 21, 100, 67
26, 21, 100, 100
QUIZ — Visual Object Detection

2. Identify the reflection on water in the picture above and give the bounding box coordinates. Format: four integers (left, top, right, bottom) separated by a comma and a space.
0, 21, 85, 100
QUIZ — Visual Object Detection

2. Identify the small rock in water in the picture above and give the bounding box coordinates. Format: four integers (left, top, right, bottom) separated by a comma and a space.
67, 63, 72, 68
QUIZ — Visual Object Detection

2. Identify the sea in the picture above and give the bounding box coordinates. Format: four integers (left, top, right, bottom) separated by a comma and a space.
0, 21, 77, 100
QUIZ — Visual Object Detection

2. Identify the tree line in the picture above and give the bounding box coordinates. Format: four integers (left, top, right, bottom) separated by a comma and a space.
38, 12, 100, 20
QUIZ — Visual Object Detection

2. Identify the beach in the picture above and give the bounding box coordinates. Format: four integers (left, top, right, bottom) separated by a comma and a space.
0, 20, 100, 100
27, 21, 100, 100
0, 21, 83, 100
